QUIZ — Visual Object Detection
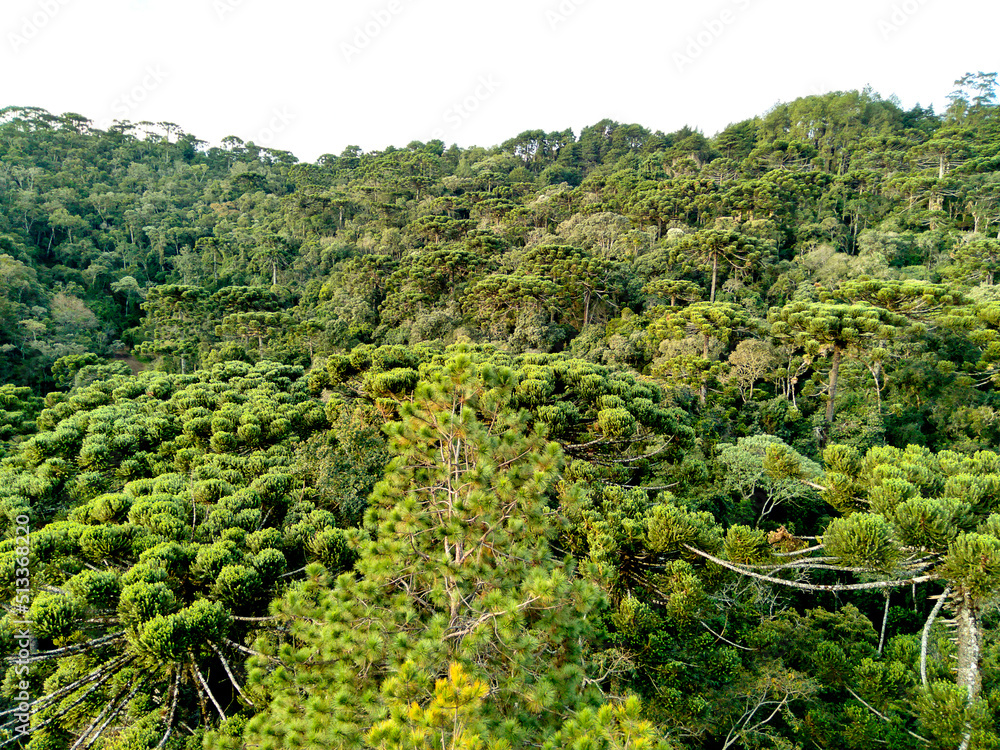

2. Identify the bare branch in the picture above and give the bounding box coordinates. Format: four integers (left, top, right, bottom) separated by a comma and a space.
2, 664, 139, 750
772, 544, 825, 558
70, 686, 130, 750
922, 586, 951, 687
699, 620, 756, 652
0, 652, 134, 719
191, 657, 226, 721
683, 544, 935, 592
6, 631, 126, 664
443, 597, 542, 641
209, 641, 254, 707
221, 637, 286, 665
81, 680, 147, 750
230, 615, 280, 622
156, 668, 182, 749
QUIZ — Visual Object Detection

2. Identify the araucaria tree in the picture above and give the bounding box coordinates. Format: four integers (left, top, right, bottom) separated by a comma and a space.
768, 302, 909, 425
688, 442, 1000, 747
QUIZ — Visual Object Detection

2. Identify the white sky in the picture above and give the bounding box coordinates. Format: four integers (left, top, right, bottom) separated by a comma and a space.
2, 0, 996, 162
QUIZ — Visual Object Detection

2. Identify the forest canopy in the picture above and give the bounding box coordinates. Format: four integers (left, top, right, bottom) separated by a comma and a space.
3, 74, 1000, 749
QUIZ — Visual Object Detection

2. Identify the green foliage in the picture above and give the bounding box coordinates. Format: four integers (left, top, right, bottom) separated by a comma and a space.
29, 592, 82, 640
723, 525, 772, 565
4, 86, 1000, 750
941, 533, 1000, 599
823, 513, 902, 572
719, 435, 822, 525
894, 496, 972, 551
647, 502, 723, 558
240, 355, 606, 748
0, 358, 332, 744
916, 681, 995, 750
542, 695, 677, 750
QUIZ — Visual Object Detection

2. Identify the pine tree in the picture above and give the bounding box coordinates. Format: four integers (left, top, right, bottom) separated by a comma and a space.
240, 356, 604, 748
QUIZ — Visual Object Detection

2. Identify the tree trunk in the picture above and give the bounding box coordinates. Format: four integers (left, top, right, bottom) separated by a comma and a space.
868, 361, 883, 416
954, 588, 982, 701
826, 346, 842, 423
699, 334, 711, 405
878, 592, 890, 656
710, 254, 719, 303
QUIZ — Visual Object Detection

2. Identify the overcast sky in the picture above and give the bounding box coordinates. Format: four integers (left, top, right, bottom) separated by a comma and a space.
2, 0, 995, 162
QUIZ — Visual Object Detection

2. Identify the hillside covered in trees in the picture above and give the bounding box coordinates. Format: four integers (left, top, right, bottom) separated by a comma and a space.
3, 74, 1000, 748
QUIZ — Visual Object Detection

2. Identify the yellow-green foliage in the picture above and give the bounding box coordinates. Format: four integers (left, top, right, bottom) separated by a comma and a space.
822, 513, 901, 572
724, 524, 772, 565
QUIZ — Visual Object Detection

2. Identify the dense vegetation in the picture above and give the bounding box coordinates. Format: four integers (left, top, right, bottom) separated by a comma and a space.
3, 73, 1000, 748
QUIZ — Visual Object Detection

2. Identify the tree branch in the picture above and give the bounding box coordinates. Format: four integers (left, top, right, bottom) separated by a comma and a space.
921, 586, 950, 687
209, 641, 254, 707
156, 668, 182, 749
191, 656, 226, 721
6, 631, 126, 664
81, 680, 147, 750
845, 686, 929, 745
683, 544, 935, 592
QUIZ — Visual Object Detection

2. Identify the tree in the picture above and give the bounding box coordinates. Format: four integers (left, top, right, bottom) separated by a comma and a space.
768, 302, 909, 425
517, 245, 623, 328
137, 284, 209, 373
109, 274, 144, 318
215, 311, 291, 354
648, 301, 753, 404
673, 227, 772, 303
687, 442, 1000, 746
557, 212, 634, 260
642, 277, 702, 308
716, 435, 822, 525
381, 246, 489, 326
822, 278, 967, 321
249, 229, 297, 286
948, 235, 1000, 285
948, 72, 998, 119
239, 357, 605, 748
463, 273, 561, 338
727, 339, 778, 403
407, 215, 476, 244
